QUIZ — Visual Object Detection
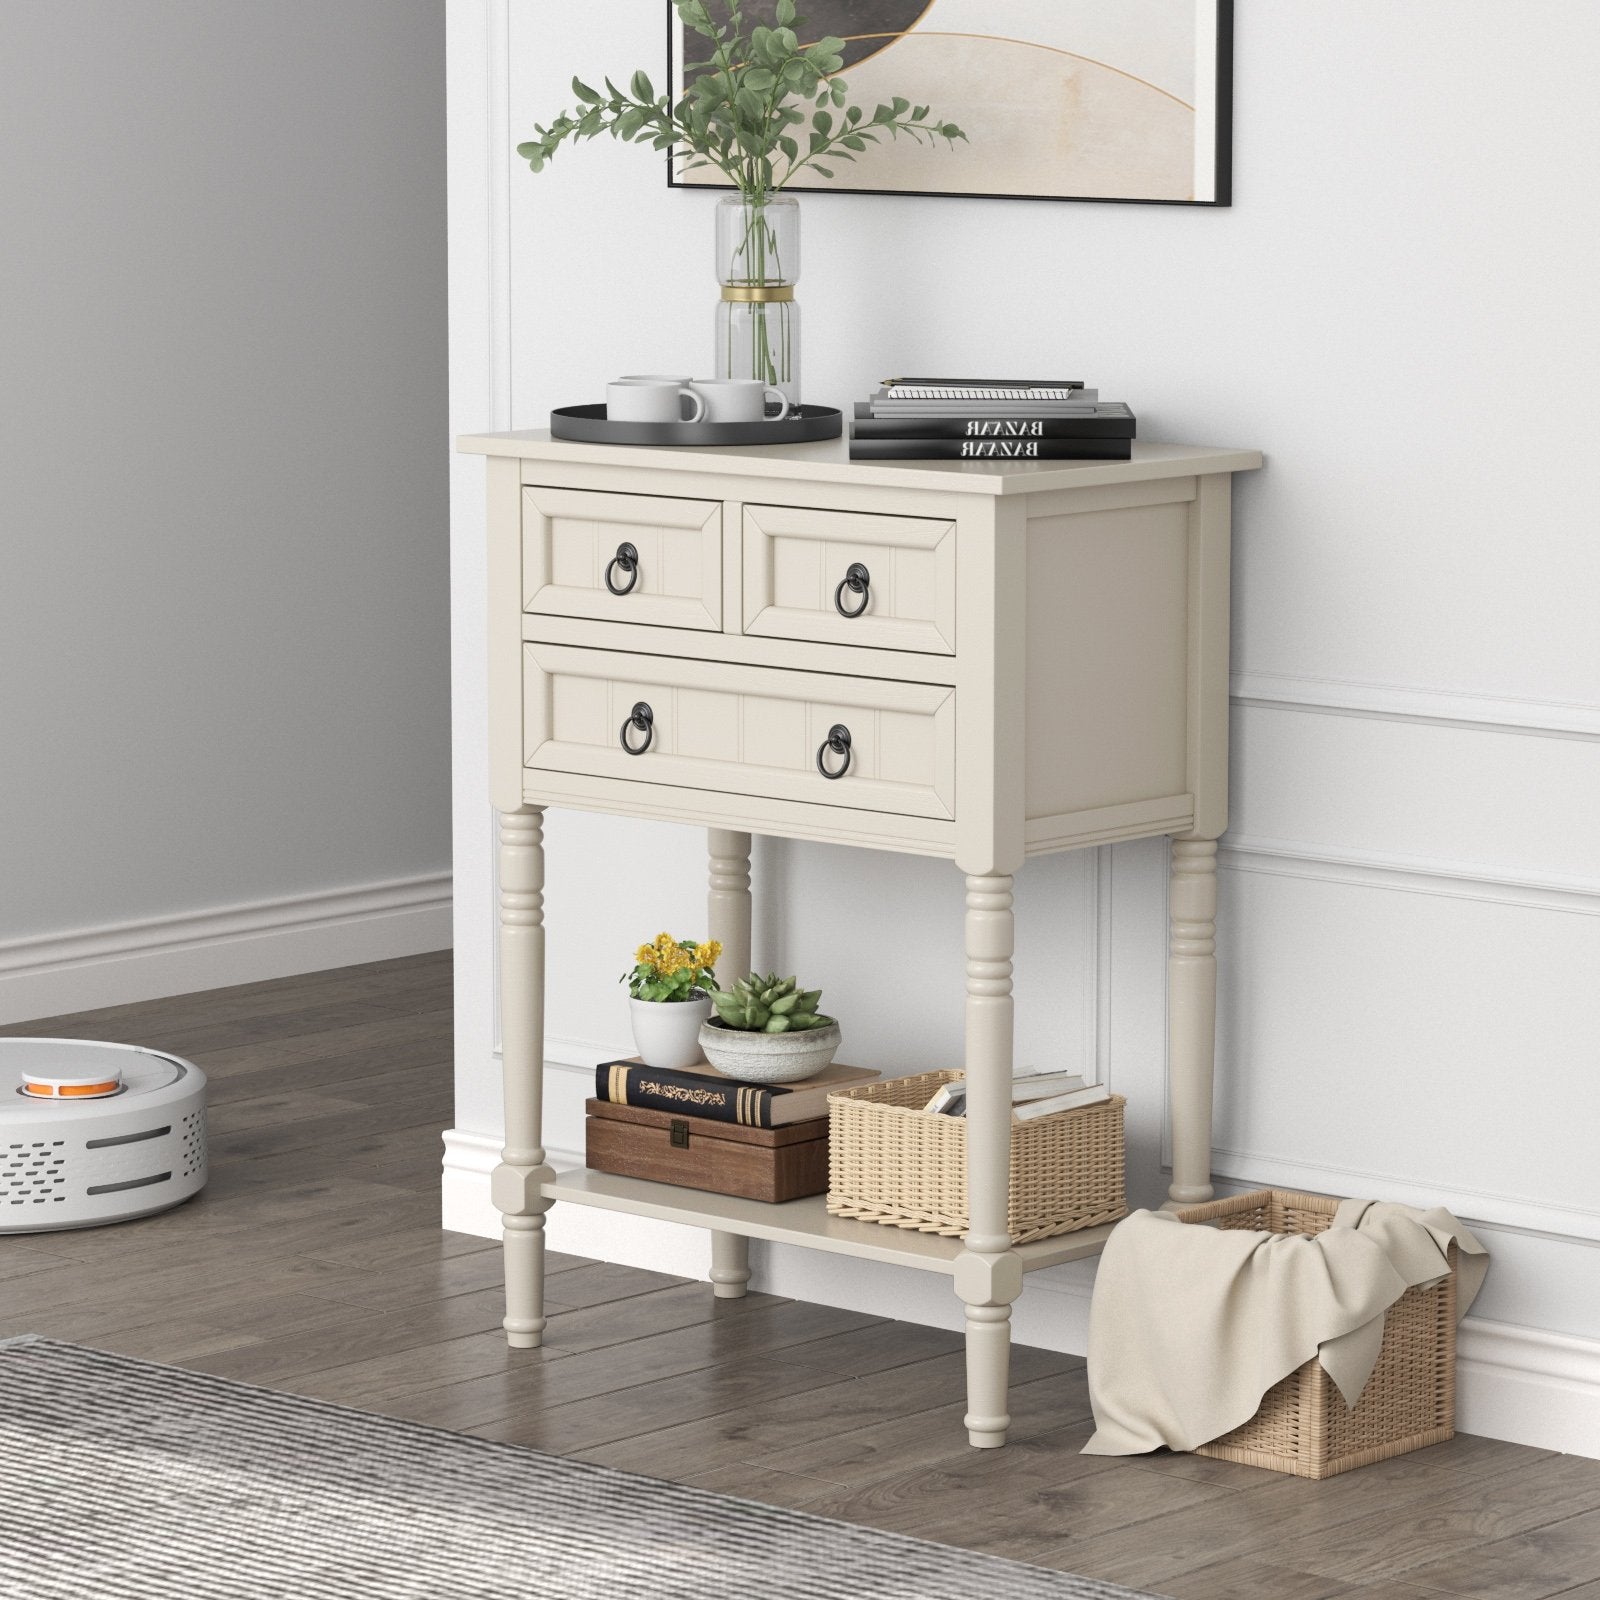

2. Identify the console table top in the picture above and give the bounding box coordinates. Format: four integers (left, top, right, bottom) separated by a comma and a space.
456, 431, 1263, 498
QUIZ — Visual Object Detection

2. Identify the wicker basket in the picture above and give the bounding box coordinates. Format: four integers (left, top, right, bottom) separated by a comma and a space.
1174, 1188, 1457, 1479
826, 1069, 1125, 1245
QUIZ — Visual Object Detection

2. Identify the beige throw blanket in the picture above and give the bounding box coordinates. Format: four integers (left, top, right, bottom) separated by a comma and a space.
1082, 1199, 1488, 1457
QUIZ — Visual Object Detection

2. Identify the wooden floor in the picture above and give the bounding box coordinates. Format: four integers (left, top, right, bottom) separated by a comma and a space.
4, 953, 1599, 1599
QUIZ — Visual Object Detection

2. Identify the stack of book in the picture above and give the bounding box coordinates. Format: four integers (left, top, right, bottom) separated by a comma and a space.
849, 378, 1136, 463
585, 1057, 883, 1204
924, 1066, 1112, 1123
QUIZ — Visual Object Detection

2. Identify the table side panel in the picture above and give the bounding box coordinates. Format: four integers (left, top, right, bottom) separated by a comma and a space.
1023, 480, 1195, 826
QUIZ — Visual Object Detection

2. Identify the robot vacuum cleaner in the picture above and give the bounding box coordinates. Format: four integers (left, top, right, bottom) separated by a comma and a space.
1, 1039, 207, 1233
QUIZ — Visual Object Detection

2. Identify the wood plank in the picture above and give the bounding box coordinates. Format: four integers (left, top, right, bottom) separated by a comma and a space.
1269, 1454, 1600, 1586
798, 1421, 1238, 1566
1395, 1507, 1600, 1599
731, 1368, 1092, 1491
1133, 1556, 1354, 1600
396, 1298, 880, 1440
568, 1344, 1076, 1479
1039, 1434, 1561, 1593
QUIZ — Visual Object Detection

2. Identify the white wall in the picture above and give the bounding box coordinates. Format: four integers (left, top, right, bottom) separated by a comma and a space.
447, 0, 1600, 1455
0, 2, 452, 1021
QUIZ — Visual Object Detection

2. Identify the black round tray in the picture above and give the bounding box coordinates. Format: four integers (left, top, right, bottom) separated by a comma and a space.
550, 403, 842, 447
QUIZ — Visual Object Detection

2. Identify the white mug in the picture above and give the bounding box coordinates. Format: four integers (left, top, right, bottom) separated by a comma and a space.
607, 377, 704, 424
689, 378, 792, 423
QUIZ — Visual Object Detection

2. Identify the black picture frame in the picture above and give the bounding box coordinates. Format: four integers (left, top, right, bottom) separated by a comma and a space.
667, 1, 1233, 207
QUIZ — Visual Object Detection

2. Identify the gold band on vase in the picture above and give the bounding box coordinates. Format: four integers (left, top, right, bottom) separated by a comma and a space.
720, 284, 795, 303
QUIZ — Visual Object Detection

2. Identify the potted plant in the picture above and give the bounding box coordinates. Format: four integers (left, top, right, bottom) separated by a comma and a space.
623, 933, 722, 1071
701, 971, 839, 1083
516, 1, 966, 401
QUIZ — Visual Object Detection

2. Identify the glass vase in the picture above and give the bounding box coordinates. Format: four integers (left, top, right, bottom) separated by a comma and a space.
715, 190, 800, 405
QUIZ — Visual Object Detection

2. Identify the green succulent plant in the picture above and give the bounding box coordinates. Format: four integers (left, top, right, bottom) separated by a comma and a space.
709, 971, 830, 1034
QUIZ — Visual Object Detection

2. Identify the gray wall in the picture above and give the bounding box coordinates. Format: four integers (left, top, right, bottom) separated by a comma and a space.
0, 2, 449, 941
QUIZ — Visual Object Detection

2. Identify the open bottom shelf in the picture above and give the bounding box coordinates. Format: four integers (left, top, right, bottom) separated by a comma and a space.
542, 1167, 1116, 1276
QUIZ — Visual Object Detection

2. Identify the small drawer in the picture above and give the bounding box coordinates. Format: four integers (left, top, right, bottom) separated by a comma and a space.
523, 485, 721, 631
742, 504, 957, 655
524, 644, 955, 820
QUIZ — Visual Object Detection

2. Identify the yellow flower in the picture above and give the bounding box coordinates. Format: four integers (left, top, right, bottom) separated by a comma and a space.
635, 943, 655, 965
697, 939, 722, 970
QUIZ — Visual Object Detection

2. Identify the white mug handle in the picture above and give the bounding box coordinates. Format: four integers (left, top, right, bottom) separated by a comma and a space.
679, 386, 706, 424
763, 386, 792, 421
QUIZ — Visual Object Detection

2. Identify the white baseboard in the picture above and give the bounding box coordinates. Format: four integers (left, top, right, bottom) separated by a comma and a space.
1458, 1317, 1600, 1456
0, 872, 452, 1025
443, 1128, 1600, 1459
442, 1127, 711, 1278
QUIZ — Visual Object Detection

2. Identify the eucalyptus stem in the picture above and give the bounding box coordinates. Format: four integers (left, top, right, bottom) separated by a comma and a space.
516, 0, 966, 399
515, 0, 967, 195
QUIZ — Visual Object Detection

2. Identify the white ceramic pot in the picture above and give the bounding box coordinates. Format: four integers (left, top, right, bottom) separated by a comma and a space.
698, 1019, 841, 1084
629, 994, 713, 1071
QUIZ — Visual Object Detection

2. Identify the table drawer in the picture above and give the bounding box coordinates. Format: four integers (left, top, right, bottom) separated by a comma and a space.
524, 644, 955, 820
523, 486, 721, 631
742, 504, 957, 655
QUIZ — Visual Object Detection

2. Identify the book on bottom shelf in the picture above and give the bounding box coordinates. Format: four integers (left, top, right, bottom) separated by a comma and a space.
585, 1099, 829, 1203
596, 1057, 880, 1129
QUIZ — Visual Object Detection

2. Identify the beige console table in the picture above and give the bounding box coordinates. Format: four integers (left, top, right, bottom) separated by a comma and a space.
458, 429, 1262, 1448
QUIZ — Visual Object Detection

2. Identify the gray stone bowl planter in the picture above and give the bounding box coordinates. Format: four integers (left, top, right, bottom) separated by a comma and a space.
698, 1018, 841, 1084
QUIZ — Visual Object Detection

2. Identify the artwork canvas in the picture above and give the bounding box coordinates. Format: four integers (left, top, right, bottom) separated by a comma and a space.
669, 0, 1232, 205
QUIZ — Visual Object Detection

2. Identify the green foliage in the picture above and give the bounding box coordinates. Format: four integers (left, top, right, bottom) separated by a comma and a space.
709, 971, 831, 1033
515, 0, 967, 196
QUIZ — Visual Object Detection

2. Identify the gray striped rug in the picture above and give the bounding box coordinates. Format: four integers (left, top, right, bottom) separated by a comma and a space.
0, 1338, 1162, 1600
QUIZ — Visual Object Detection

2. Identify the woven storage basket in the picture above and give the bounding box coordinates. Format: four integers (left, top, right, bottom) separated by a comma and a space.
1174, 1188, 1457, 1479
826, 1069, 1125, 1244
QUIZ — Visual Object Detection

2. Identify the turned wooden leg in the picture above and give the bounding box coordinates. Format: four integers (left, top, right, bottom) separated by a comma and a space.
956, 871, 1024, 1448
707, 828, 753, 1299
1168, 837, 1218, 1207
493, 807, 554, 1347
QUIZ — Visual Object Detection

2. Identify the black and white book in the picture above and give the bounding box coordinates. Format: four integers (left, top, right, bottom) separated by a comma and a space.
853, 404, 1136, 440
849, 437, 1132, 462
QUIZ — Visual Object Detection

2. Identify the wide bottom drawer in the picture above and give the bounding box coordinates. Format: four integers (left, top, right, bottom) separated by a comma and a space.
523, 643, 955, 820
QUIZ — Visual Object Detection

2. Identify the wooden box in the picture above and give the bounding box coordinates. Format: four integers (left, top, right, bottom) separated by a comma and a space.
584, 1099, 829, 1204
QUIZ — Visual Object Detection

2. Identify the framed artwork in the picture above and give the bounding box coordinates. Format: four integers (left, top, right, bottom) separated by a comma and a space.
669, 0, 1233, 206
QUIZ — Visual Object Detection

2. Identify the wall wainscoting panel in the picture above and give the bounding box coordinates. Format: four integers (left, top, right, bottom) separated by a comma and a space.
1229, 703, 1600, 891
1211, 864, 1600, 1246
0, 875, 452, 1026
1232, 671, 1600, 744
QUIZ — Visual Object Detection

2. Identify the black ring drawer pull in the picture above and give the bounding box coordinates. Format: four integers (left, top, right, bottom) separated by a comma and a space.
605, 542, 640, 596
833, 562, 870, 618
620, 701, 654, 755
816, 723, 852, 779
